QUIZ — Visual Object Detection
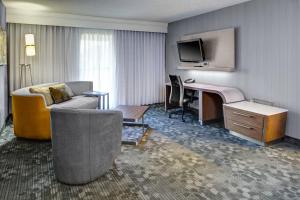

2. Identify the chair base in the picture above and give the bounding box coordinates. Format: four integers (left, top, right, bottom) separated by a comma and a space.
168, 108, 186, 122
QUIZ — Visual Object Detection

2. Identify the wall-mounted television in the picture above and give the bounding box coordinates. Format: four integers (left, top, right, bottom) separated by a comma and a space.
177, 39, 205, 63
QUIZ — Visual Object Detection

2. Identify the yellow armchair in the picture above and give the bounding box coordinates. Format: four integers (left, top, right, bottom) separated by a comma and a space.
12, 95, 51, 140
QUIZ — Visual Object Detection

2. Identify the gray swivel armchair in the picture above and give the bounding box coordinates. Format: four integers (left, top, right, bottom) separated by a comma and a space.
168, 75, 197, 122
50, 108, 123, 185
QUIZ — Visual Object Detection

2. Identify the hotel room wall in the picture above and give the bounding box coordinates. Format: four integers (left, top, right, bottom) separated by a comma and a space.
166, 0, 300, 139
0, 0, 6, 130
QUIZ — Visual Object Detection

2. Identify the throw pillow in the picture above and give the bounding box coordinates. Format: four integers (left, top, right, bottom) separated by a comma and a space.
49, 87, 71, 104
64, 84, 75, 97
29, 87, 54, 106
52, 83, 74, 97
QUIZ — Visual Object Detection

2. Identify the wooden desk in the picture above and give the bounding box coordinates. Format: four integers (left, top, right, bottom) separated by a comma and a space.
165, 82, 245, 124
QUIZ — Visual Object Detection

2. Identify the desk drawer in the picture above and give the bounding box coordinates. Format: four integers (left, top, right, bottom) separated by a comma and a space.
226, 120, 263, 141
224, 107, 264, 128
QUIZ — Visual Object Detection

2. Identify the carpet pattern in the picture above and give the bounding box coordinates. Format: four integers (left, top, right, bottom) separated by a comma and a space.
0, 105, 300, 200
122, 126, 147, 145
1, 124, 147, 146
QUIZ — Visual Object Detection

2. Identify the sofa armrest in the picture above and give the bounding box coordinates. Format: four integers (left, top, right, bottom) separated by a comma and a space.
12, 95, 51, 140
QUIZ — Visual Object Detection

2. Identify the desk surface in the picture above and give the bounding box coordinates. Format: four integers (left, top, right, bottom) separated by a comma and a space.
166, 82, 245, 103
224, 101, 288, 116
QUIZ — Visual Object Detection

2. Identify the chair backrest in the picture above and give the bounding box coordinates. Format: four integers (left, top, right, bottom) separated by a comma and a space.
65, 81, 93, 96
50, 108, 123, 184
169, 75, 184, 107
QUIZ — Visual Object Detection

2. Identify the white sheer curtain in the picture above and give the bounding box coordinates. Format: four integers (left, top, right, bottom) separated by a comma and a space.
8, 23, 80, 92
9, 23, 166, 106
79, 29, 116, 107
115, 30, 165, 105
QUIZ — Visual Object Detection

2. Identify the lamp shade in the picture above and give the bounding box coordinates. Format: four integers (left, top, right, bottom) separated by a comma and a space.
26, 45, 36, 56
25, 34, 35, 45
25, 34, 35, 56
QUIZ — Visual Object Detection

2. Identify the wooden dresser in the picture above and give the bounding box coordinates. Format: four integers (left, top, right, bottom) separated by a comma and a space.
223, 101, 288, 145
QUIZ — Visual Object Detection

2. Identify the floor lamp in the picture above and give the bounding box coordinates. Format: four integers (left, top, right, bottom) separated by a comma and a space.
19, 34, 35, 88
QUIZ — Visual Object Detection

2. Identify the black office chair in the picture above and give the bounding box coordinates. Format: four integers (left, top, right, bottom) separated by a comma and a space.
168, 75, 197, 122
185, 89, 198, 103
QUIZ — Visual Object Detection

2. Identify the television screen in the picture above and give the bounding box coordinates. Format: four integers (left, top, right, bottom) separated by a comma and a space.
177, 39, 205, 62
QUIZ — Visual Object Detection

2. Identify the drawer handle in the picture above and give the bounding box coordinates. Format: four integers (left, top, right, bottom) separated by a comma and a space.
233, 112, 254, 118
233, 122, 254, 130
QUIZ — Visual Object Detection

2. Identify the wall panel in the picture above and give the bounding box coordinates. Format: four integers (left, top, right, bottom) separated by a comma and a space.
166, 0, 300, 139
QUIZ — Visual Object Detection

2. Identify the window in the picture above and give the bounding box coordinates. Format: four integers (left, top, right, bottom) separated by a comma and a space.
79, 30, 116, 107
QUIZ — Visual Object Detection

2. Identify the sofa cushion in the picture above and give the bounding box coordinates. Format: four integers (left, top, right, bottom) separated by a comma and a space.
28, 83, 75, 106
49, 96, 98, 109
65, 82, 93, 96
53, 83, 74, 97
29, 87, 54, 106
64, 84, 75, 97
49, 87, 71, 104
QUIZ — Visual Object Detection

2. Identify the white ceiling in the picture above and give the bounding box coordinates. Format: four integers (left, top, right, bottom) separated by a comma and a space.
4, 0, 251, 23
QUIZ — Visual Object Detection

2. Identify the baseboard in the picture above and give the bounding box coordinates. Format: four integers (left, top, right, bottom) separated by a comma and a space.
201, 118, 224, 126
230, 131, 300, 146
0, 114, 12, 134
229, 131, 265, 146
0, 123, 4, 134
284, 136, 300, 146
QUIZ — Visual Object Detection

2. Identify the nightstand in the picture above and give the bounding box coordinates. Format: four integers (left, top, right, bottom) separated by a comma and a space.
223, 101, 288, 146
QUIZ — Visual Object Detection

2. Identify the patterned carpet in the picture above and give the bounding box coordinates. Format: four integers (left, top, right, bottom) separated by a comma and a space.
0, 105, 300, 200
122, 125, 148, 145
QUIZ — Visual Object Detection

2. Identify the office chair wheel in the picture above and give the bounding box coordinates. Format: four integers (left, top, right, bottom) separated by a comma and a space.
181, 115, 185, 122
181, 109, 185, 122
